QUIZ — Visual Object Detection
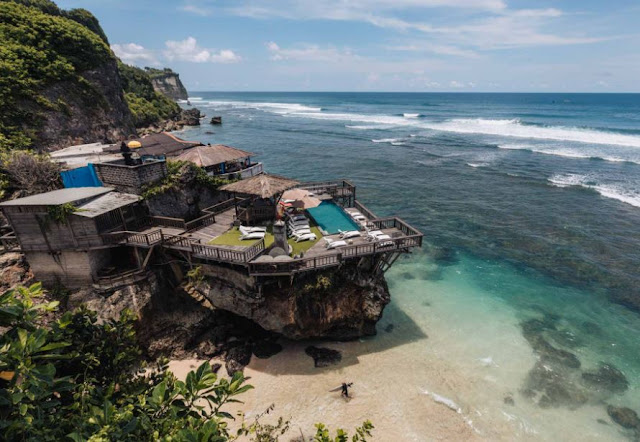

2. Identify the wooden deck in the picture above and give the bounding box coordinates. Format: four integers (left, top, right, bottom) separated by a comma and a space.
100, 181, 422, 275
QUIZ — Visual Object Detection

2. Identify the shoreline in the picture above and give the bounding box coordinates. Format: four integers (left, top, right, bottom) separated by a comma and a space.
169, 253, 637, 441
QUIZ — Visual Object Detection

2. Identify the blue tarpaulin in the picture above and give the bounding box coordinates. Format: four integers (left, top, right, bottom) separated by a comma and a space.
60, 164, 102, 188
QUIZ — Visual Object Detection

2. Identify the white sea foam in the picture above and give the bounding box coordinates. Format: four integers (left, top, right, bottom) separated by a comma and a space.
187, 96, 204, 100
288, 109, 640, 148
404, 113, 421, 118
466, 163, 488, 169
203, 100, 321, 114
372, 138, 401, 143
548, 174, 640, 208
424, 119, 640, 147
499, 143, 640, 164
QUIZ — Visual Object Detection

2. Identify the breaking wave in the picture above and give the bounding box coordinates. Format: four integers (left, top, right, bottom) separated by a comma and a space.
548, 174, 640, 208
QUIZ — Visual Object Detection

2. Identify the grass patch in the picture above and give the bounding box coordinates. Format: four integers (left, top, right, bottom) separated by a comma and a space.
288, 225, 322, 256
209, 227, 275, 248
208, 224, 323, 256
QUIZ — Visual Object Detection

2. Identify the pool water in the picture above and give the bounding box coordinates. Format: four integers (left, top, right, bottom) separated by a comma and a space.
306, 201, 360, 235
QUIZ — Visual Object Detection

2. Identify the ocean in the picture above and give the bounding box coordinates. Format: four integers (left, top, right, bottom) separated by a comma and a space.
175, 92, 640, 440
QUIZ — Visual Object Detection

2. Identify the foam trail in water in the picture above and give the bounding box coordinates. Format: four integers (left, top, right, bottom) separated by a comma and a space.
548, 174, 640, 208
499, 143, 640, 165
204, 100, 321, 114
289, 110, 640, 148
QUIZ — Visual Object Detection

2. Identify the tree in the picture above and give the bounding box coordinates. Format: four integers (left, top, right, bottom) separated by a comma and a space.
0, 283, 374, 441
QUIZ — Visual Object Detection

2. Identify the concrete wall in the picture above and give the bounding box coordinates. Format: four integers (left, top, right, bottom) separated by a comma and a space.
95, 160, 167, 194
25, 249, 111, 288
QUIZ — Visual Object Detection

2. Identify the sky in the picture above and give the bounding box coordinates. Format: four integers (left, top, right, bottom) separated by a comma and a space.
56, 0, 640, 92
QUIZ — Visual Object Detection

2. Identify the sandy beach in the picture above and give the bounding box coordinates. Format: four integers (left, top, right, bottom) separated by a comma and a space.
169, 254, 637, 441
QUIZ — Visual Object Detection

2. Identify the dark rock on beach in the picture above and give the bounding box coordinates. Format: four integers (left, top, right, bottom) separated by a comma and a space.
305, 346, 342, 368
225, 343, 253, 375
582, 363, 629, 394
607, 405, 640, 429
252, 340, 283, 359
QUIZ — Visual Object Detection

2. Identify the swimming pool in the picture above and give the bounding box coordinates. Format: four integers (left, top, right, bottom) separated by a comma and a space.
306, 201, 360, 235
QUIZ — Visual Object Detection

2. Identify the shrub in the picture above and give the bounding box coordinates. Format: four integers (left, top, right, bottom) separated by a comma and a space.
0, 150, 61, 197
0, 283, 375, 441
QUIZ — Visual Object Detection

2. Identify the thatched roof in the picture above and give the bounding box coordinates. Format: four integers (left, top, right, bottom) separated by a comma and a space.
175, 144, 254, 168
220, 174, 300, 199
104, 133, 201, 157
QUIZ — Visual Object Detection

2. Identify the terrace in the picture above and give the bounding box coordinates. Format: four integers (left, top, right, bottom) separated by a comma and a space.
103, 176, 422, 276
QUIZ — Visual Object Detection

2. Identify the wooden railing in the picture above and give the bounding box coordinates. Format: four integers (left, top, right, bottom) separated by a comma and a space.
162, 234, 201, 249
185, 213, 216, 231
353, 200, 377, 221
150, 216, 187, 230
202, 198, 241, 215
297, 180, 355, 198
103, 229, 163, 247
191, 239, 265, 264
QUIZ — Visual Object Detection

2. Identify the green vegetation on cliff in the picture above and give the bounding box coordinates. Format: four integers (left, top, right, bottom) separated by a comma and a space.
0, 0, 183, 150
118, 63, 181, 128
0, 283, 374, 441
0, 0, 113, 149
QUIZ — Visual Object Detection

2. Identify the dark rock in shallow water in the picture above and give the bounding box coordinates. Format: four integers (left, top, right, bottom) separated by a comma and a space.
225, 343, 252, 375
582, 363, 629, 394
400, 271, 415, 280
525, 361, 588, 409
252, 340, 283, 359
305, 346, 342, 367
596, 418, 609, 425
384, 323, 394, 333
579, 321, 603, 337
504, 396, 515, 406
521, 319, 581, 369
607, 405, 640, 429
430, 246, 458, 266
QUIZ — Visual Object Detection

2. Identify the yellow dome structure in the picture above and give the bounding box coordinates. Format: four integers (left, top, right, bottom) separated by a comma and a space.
127, 140, 142, 149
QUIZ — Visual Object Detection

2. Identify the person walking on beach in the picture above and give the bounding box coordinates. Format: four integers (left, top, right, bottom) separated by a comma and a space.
341, 382, 352, 398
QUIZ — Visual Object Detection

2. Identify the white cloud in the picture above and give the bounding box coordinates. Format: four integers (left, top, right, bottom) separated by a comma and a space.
266, 41, 358, 62
111, 43, 158, 65
449, 80, 465, 88
180, 3, 211, 16
219, 1, 608, 51
164, 37, 241, 63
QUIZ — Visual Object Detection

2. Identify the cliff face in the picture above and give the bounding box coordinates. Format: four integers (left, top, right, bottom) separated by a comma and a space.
0, 1, 136, 150
38, 59, 136, 149
192, 261, 391, 340
146, 69, 189, 100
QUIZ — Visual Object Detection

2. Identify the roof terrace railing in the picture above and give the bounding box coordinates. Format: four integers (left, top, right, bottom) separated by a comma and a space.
297, 180, 355, 197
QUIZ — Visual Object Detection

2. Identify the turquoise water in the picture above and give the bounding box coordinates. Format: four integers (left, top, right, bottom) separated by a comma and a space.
306, 201, 360, 234
177, 92, 640, 439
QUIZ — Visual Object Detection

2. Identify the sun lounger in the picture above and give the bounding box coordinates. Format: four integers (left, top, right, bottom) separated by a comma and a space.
294, 233, 317, 242
239, 231, 266, 240
239, 225, 267, 235
339, 230, 361, 239
324, 237, 347, 249
289, 229, 312, 237
288, 214, 307, 222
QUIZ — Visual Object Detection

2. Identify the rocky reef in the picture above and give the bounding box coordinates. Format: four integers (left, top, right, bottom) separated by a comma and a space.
190, 261, 391, 340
